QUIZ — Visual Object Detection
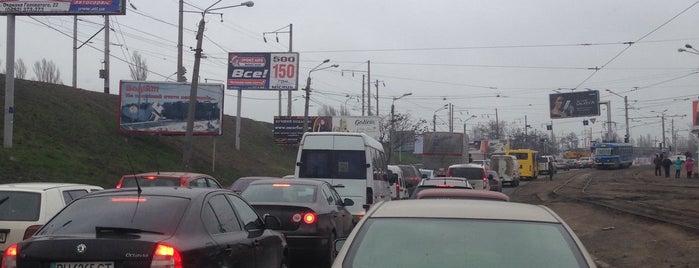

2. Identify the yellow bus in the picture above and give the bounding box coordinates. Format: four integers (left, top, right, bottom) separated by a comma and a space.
506, 149, 539, 180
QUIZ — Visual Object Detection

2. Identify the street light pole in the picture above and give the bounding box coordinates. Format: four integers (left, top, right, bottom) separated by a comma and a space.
182, 1, 254, 171
303, 60, 338, 133
606, 89, 630, 143
390, 93, 412, 163
433, 104, 448, 132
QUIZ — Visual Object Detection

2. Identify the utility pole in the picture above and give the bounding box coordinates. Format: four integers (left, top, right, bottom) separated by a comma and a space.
177, 0, 184, 82
362, 75, 365, 116
661, 114, 666, 150
624, 95, 629, 143
103, 15, 110, 94
72, 16, 77, 88
367, 61, 371, 116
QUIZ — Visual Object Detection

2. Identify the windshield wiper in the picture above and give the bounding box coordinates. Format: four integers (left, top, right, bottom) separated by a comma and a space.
96, 226, 164, 235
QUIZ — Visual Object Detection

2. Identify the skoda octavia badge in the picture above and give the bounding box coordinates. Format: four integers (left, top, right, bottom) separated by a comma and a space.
76, 244, 87, 254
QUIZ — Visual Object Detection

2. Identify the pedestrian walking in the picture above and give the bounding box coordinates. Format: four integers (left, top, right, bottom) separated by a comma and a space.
653, 154, 662, 176
674, 156, 683, 178
662, 156, 672, 178
686, 157, 695, 179
548, 161, 554, 181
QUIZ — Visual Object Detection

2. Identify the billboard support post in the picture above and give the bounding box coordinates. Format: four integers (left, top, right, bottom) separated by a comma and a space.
4, 15, 15, 149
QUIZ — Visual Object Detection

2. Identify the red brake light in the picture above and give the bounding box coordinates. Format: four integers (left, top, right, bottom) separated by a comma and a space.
435, 184, 455, 188
292, 212, 317, 224
151, 243, 183, 268
272, 183, 292, 187
144, 176, 158, 180
2, 244, 18, 268
24, 225, 42, 239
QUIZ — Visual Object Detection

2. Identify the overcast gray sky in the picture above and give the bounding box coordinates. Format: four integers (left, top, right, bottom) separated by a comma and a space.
2, 0, 699, 146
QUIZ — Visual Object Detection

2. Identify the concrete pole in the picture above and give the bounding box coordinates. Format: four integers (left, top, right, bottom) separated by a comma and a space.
103, 15, 110, 94
177, 0, 184, 82
72, 16, 77, 88
367, 61, 371, 116
4, 15, 15, 148
287, 24, 293, 116
624, 95, 630, 143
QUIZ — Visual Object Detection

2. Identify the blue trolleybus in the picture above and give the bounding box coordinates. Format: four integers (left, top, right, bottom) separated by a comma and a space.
592, 142, 634, 169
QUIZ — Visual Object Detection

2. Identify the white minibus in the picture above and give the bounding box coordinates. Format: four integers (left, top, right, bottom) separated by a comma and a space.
295, 132, 392, 222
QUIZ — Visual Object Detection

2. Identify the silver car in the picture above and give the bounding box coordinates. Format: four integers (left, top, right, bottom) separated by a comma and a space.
333, 199, 597, 267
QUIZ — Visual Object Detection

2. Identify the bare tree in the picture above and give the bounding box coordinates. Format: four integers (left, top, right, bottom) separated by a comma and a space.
129, 51, 148, 81
33, 58, 62, 84
15, 58, 26, 79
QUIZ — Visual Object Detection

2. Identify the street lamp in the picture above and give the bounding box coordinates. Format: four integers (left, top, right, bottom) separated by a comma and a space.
303, 60, 339, 133
651, 109, 668, 150
433, 104, 449, 132
606, 89, 630, 143
678, 44, 699, 55
182, 1, 254, 171
390, 93, 412, 163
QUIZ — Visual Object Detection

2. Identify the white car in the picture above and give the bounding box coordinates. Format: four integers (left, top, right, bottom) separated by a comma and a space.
333, 199, 597, 267
388, 165, 411, 199
0, 182, 103, 253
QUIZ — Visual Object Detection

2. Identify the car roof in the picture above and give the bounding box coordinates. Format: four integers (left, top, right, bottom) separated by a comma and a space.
416, 189, 510, 201
448, 163, 485, 168
87, 186, 226, 199
247, 178, 325, 186
369, 199, 560, 222
0, 182, 103, 191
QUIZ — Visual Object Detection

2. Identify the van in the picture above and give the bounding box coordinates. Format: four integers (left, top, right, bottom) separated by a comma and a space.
445, 163, 490, 190
538, 155, 557, 175
388, 165, 410, 199
295, 132, 392, 222
506, 149, 539, 179
489, 155, 520, 187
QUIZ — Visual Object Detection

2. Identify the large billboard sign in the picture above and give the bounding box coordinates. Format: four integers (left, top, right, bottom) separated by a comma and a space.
694, 100, 699, 128
549, 90, 600, 119
0, 0, 126, 15
273, 116, 380, 145
227, 52, 299, 90
119, 81, 223, 136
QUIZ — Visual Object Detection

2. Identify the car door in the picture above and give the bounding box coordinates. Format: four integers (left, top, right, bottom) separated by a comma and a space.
327, 183, 353, 236
203, 194, 256, 268
227, 194, 284, 268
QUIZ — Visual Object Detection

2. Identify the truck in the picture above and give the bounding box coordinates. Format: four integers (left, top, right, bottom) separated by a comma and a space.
418, 132, 469, 175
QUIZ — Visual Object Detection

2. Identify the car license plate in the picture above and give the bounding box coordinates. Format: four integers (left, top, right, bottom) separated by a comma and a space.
0, 232, 5, 243
50, 262, 115, 268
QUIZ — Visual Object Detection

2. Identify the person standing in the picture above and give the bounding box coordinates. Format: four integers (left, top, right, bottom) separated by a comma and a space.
662, 156, 672, 178
674, 157, 683, 178
653, 154, 662, 176
686, 157, 695, 179
548, 161, 554, 181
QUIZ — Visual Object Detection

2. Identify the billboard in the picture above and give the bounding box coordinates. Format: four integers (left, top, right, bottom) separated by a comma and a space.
0, 0, 126, 15
227, 52, 300, 90
119, 81, 223, 136
694, 100, 699, 127
549, 90, 600, 119
273, 116, 380, 145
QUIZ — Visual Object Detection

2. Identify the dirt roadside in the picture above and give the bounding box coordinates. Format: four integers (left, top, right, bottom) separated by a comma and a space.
509, 166, 699, 268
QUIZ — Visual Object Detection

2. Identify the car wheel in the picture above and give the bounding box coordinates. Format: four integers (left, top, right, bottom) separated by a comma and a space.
325, 232, 337, 266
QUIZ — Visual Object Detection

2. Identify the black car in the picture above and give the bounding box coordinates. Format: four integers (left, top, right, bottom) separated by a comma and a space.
241, 179, 355, 266
2, 187, 288, 268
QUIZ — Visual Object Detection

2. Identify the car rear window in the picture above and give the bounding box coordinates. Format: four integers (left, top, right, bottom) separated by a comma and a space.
242, 183, 317, 203
121, 177, 181, 187
345, 218, 588, 267
448, 167, 484, 179
0, 191, 41, 221
37, 194, 189, 236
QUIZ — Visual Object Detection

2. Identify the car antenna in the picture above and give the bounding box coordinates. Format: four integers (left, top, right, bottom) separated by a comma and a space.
126, 153, 142, 194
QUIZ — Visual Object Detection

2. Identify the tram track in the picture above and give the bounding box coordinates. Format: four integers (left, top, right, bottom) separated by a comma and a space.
549, 167, 699, 233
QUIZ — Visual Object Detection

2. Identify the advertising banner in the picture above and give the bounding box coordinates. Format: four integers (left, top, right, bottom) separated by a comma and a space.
549, 90, 600, 119
119, 81, 223, 136
0, 0, 126, 15
227, 52, 299, 90
273, 116, 380, 145
694, 101, 699, 127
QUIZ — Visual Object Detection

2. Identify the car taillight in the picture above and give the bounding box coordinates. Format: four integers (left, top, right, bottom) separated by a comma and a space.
2, 244, 18, 268
482, 177, 488, 189
150, 243, 183, 268
292, 212, 317, 224
116, 182, 123, 188
23, 225, 42, 239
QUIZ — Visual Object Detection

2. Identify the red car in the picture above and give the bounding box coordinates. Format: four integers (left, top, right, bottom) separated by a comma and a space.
116, 172, 223, 188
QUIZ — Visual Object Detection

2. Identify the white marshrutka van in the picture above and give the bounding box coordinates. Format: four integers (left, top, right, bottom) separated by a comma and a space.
295, 132, 392, 222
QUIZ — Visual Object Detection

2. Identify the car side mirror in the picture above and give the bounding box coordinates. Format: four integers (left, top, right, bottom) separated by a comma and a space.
334, 238, 347, 256
343, 198, 354, 207
296, 162, 302, 167
263, 214, 282, 230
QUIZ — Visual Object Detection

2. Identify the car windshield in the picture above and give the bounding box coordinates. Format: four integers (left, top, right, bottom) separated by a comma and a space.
242, 183, 317, 203
121, 177, 181, 187
37, 194, 189, 236
0, 191, 41, 221
448, 168, 483, 179
344, 218, 588, 268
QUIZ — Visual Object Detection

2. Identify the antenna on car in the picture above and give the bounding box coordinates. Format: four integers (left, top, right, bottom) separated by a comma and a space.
126, 153, 142, 194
